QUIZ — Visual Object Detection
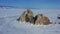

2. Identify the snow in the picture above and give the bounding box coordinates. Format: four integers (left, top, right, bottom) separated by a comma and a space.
0, 8, 60, 34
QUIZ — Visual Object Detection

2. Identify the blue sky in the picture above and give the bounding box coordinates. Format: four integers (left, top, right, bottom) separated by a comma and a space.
0, 0, 60, 9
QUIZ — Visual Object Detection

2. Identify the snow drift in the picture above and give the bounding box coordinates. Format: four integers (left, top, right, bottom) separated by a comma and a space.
0, 8, 60, 34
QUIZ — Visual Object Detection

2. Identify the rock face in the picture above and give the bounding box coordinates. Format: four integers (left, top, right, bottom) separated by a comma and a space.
34, 14, 51, 25
17, 9, 34, 23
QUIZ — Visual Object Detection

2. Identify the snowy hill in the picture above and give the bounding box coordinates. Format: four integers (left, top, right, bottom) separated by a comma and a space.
0, 6, 20, 9
0, 8, 60, 34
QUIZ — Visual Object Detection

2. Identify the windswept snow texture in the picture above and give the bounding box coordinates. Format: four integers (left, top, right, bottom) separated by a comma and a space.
0, 8, 60, 34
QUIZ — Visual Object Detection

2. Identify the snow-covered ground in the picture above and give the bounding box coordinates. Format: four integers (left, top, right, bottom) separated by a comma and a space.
0, 8, 60, 34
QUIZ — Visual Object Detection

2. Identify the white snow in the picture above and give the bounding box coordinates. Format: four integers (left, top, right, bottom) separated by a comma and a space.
0, 8, 60, 34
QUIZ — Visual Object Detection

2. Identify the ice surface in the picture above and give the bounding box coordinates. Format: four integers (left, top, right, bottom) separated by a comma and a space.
0, 8, 60, 34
